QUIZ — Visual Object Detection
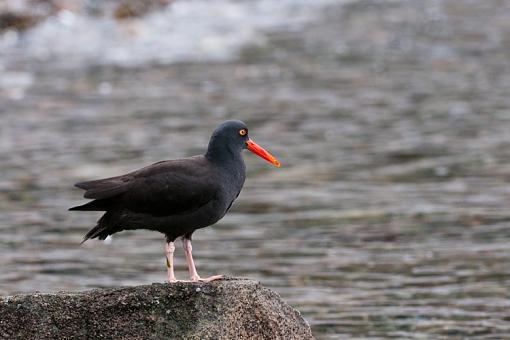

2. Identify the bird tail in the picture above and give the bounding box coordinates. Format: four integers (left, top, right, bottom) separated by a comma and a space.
81, 224, 111, 244
80, 212, 115, 244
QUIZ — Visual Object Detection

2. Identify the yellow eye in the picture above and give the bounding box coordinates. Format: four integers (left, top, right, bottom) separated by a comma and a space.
239, 129, 247, 136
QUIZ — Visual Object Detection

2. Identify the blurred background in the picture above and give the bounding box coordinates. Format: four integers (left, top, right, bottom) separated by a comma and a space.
1, 0, 510, 338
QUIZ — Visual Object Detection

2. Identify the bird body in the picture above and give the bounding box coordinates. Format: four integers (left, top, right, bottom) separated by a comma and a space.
70, 120, 279, 282
71, 155, 245, 242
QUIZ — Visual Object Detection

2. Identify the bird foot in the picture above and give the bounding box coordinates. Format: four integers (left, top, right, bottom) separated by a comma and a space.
190, 274, 224, 283
166, 275, 224, 284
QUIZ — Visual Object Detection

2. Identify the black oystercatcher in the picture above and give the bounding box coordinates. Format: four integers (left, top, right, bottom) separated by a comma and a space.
70, 120, 280, 283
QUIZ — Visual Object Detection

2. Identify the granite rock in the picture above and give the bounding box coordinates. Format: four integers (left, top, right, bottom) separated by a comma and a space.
0, 278, 313, 340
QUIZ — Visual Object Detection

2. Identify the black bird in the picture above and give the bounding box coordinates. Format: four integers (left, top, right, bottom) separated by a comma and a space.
70, 120, 280, 282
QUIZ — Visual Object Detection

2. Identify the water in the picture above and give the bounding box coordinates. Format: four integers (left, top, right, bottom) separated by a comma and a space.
1, 0, 510, 338
0, 0, 342, 68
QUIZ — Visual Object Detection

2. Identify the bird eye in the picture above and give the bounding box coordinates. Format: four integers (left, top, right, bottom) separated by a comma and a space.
239, 129, 247, 136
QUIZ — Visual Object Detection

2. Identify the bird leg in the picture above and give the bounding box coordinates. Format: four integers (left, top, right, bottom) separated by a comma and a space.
182, 238, 223, 282
165, 241, 177, 283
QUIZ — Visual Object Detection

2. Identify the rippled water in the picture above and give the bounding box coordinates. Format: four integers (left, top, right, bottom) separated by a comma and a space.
2, 0, 510, 338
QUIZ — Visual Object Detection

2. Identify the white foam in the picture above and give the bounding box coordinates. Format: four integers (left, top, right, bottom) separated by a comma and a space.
0, 0, 346, 68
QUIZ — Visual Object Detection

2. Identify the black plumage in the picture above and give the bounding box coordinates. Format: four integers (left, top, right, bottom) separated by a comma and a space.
70, 120, 280, 282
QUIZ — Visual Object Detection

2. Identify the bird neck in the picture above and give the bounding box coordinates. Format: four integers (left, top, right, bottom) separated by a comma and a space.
205, 144, 244, 168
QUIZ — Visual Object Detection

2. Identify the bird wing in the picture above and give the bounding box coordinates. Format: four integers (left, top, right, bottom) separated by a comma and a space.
75, 176, 131, 199
73, 157, 219, 216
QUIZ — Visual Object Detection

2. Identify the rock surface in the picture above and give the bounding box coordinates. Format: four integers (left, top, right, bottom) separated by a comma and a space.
0, 278, 313, 340
0, 0, 171, 31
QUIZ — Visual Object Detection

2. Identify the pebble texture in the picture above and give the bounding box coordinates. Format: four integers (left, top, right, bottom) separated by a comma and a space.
0, 278, 313, 340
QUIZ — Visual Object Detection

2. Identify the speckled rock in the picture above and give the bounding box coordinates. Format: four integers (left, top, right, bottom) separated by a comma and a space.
0, 278, 313, 340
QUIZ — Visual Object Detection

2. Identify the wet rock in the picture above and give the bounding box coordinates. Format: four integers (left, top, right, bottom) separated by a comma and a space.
0, 278, 313, 340
0, 12, 39, 31
114, 0, 172, 20
0, 0, 57, 31
0, 0, 172, 32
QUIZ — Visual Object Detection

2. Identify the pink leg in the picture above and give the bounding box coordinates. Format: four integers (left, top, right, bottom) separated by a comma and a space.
182, 238, 223, 282
165, 241, 177, 283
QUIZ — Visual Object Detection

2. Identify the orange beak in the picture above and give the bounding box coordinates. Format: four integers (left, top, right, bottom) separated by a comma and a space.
246, 139, 281, 168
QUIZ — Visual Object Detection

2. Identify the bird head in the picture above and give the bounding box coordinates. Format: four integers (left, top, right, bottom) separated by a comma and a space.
206, 120, 280, 167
